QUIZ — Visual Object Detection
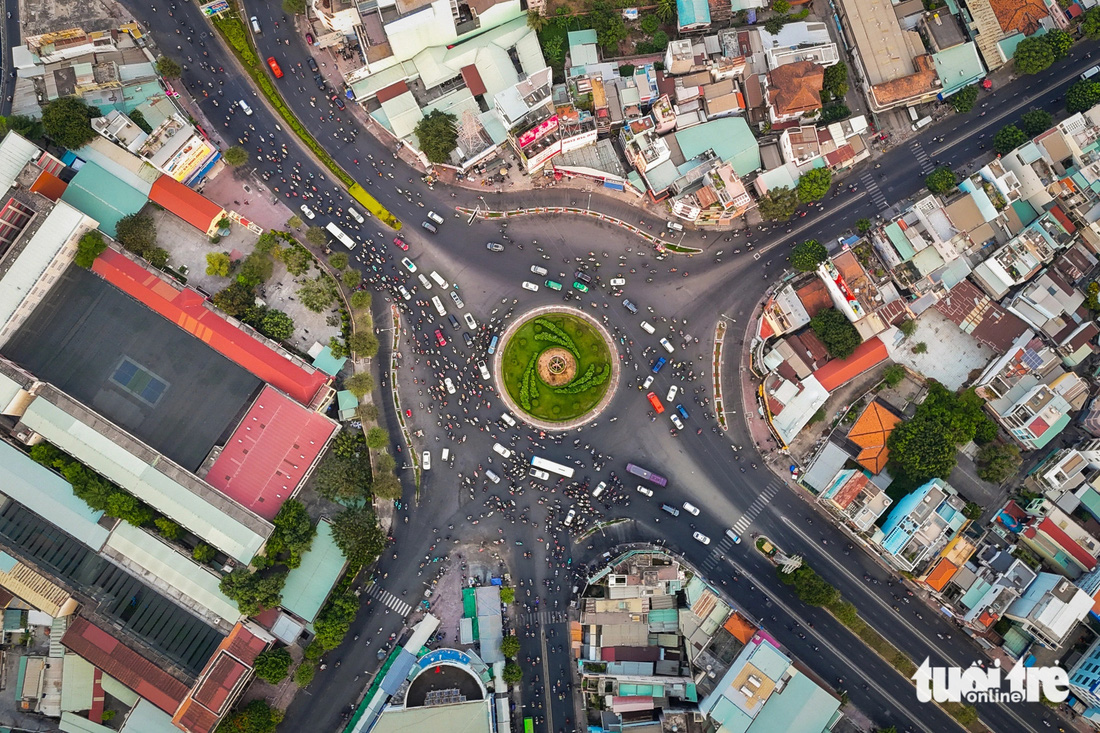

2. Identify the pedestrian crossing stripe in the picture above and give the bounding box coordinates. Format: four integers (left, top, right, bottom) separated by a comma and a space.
518, 610, 567, 624
858, 173, 890, 212
365, 584, 413, 616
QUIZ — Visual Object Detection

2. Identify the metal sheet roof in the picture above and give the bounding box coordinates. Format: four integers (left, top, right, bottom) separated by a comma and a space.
120, 699, 180, 733
280, 519, 347, 623
0, 441, 109, 550
0, 131, 43, 192
59, 162, 148, 238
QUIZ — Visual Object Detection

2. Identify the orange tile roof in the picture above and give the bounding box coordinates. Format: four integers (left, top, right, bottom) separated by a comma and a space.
766, 60, 824, 117
814, 336, 889, 392
978, 609, 998, 629
924, 558, 959, 592
989, 0, 1049, 34
722, 612, 758, 643
795, 278, 832, 318
30, 169, 67, 201
148, 175, 224, 234
869, 55, 938, 107
847, 401, 901, 473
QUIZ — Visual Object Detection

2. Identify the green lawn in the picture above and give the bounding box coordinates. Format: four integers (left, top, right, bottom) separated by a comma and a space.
501, 313, 611, 423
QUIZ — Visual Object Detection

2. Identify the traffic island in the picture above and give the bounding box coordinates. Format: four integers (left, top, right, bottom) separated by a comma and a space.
494, 307, 619, 431
713, 320, 727, 431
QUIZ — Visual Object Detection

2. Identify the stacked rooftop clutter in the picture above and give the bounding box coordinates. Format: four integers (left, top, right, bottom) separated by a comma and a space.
0, 130, 347, 731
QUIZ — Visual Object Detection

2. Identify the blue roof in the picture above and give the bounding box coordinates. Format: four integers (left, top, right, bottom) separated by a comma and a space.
59, 161, 149, 238
674, 118, 761, 177
677, 0, 711, 27
312, 345, 347, 376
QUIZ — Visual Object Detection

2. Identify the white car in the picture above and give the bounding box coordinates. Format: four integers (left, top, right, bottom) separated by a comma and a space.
239, 100, 253, 116
397, 285, 412, 301
478, 361, 491, 380
464, 313, 478, 329
530, 468, 551, 480
531, 265, 548, 276
670, 414, 684, 430
450, 291, 465, 309
521, 281, 539, 292
299, 204, 316, 220
642, 375, 655, 389
564, 508, 576, 526
493, 442, 512, 458
660, 337, 675, 353
422, 451, 431, 470
417, 273, 432, 290
666, 384, 678, 401
637, 485, 653, 497
683, 501, 700, 516
444, 377, 456, 394
693, 531, 711, 545
401, 257, 417, 273
610, 277, 626, 286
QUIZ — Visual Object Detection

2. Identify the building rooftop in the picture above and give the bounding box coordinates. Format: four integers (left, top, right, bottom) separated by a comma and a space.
280, 519, 348, 623
845, 400, 901, 474
58, 161, 148, 238
766, 61, 824, 118
989, 0, 1049, 33
934, 279, 1029, 354
2, 263, 262, 471
674, 117, 762, 177
813, 336, 889, 392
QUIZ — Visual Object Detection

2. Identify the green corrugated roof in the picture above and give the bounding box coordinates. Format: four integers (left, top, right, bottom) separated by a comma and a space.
281, 519, 348, 623
312, 346, 347, 377
884, 222, 916, 261
59, 712, 114, 733
1080, 486, 1100, 519
1011, 199, 1038, 227
675, 118, 761, 177
748, 672, 841, 733
648, 608, 678, 623
59, 161, 148, 238
60, 653, 95, 714
462, 587, 478, 618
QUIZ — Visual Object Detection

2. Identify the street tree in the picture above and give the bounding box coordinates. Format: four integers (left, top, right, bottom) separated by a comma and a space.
345, 372, 375, 398
223, 146, 250, 167
283, 0, 307, 13
855, 218, 872, 234
413, 110, 458, 164
1020, 109, 1053, 135
797, 168, 831, 202
286, 214, 303, 229
372, 471, 403, 500
1084, 6, 1100, 38
1067, 79, 1100, 113
365, 427, 389, 449
305, 226, 327, 246
342, 268, 360, 289
1013, 36, 1054, 74
992, 124, 1027, 155
502, 662, 523, 685
206, 252, 231, 277
329, 506, 386, 566
501, 635, 520, 658
253, 648, 293, 684
758, 186, 800, 221
924, 166, 957, 195
348, 331, 379, 357
810, 308, 861, 358
821, 62, 848, 101
74, 231, 107, 268
790, 239, 828, 271
949, 84, 979, 113
376, 453, 397, 474
500, 587, 516, 604
976, 442, 1022, 483
350, 290, 372, 309
219, 700, 283, 733
329, 252, 348, 270
41, 96, 99, 150
155, 56, 182, 78
1044, 28, 1072, 60
297, 276, 336, 312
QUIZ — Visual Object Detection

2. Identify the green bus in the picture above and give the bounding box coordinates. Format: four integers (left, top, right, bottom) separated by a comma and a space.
545, 280, 562, 290
524, 718, 534, 733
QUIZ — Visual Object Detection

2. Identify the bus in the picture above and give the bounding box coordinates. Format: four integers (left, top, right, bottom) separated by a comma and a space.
531, 455, 574, 479
267, 56, 284, 78
325, 222, 356, 249
523, 719, 534, 733
626, 462, 667, 487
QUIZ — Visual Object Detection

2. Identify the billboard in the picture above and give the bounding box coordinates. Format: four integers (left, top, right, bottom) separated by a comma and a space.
517, 115, 558, 149
200, 0, 230, 16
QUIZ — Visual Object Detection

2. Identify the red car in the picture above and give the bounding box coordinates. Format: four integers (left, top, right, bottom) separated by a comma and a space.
267, 57, 284, 78
405, 408, 412, 417
305, 32, 314, 44
434, 329, 447, 346
646, 391, 665, 414
393, 237, 408, 251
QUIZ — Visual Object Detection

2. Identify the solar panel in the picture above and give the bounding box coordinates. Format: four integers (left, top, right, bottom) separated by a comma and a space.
1021, 349, 1043, 371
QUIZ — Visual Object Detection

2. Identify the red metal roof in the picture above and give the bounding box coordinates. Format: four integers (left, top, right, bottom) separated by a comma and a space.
813, 336, 889, 392
173, 623, 269, 733
1050, 205, 1076, 233
1026, 517, 1098, 571
92, 248, 330, 405
192, 654, 247, 713
375, 80, 409, 104
205, 386, 337, 519
174, 698, 220, 733
148, 175, 224, 234
61, 617, 189, 715
461, 65, 487, 96
224, 623, 267, 665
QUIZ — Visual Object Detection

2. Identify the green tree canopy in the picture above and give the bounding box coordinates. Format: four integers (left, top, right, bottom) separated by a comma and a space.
350, 290, 372, 309
501, 635, 520, 658
74, 231, 107, 268
6, 114, 43, 140
283, 0, 307, 12
809, 308, 861, 358
773, 0, 791, 11
589, 0, 627, 49
413, 110, 458, 164
41, 96, 98, 150
252, 648, 293, 684
777, 564, 838, 606
499, 587, 515, 603
527, 11, 549, 31
790, 239, 828, 271
216, 699, 284, 733
329, 252, 348, 270
213, 281, 256, 318
640, 14, 660, 33
305, 226, 327, 246
129, 109, 152, 134
1020, 109, 1053, 136
348, 330, 379, 357
219, 568, 287, 616
992, 124, 1028, 155
1067, 79, 1100, 114
206, 252, 231, 277
758, 186, 800, 221
297, 276, 336, 313
256, 309, 293, 341
888, 413, 959, 481
949, 84, 979, 114
821, 62, 848, 100
856, 218, 872, 234
502, 662, 523, 685
266, 500, 315, 569
797, 168, 831, 202
1013, 36, 1054, 75
372, 471, 403, 500
115, 211, 158, 259
924, 166, 957, 195
1044, 28, 1072, 60
976, 442, 1022, 483
346, 371, 375, 398
883, 364, 906, 387
365, 426, 389, 449
280, 244, 314, 275
1084, 6, 1100, 38
155, 56, 182, 78
656, 0, 675, 21
314, 591, 358, 650
223, 146, 250, 167
313, 434, 373, 502
329, 506, 386, 566
236, 250, 274, 287
193, 543, 216, 563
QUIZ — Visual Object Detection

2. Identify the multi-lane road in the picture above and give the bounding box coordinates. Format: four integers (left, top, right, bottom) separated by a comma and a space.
119, 2, 1097, 731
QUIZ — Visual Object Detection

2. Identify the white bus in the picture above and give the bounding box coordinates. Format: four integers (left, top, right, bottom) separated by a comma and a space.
531, 455, 574, 479
326, 222, 356, 249
430, 271, 449, 289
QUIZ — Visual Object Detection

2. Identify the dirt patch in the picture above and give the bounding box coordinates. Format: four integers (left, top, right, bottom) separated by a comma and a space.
537, 347, 577, 386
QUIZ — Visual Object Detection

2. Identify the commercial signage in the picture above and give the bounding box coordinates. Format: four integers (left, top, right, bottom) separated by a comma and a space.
200, 0, 230, 16
163, 136, 217, 183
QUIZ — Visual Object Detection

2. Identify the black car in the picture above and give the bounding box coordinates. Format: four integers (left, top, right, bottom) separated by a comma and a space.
574, 270, 592, 284
462, 332, 473, 346
335, 96, 346, 110
448, 314, 460, 330
307, 57, 318, 72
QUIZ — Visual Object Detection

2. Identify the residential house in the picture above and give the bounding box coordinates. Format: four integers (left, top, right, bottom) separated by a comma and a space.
875, 478, 969, 572
763, 60, 824, 123
842, 400, 902, 475
939, 544, 1036, 633
1068, 636, 1100, 723
1018, 506, 1100, 579
819, 468, 894, 532
1004, 572, 1092, 649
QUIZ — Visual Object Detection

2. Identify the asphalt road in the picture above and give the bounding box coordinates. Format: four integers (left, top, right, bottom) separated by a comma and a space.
123, 3, 1099, 731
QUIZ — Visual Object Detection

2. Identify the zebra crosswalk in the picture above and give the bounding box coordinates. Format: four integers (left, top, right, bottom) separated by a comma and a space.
518, 610, 567, 625
910, 140, 936, 175
858, 172, 890, 212
702, 483, 781, 571
364, 583, 413, 616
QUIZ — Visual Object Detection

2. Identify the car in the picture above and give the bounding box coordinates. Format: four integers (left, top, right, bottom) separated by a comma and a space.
640, 320, 655, 334
677, 404, 690, 420
447, 314, 460, 330
462, 332, 473, 346
660, 504, 680, 517
305, 32, 315, 44
725, 529, 742, 544
646, 391, 665, 414
238, 100, 253, 116
299, 204, 316, 219
670, 414, 684, 430
434, 329, 447, 346
486, 242, 505, 252
642, 375, 655, 389
485, 469, 500, 484
401, 257, 417, 273
521, 281, 539, 291
427, 211, 445, 225
334, 96, 346, 110
451, 291, 465, 309
488, 335, 499, 354
683, 502, 700, 516
493, 443, 512, 458
572, 281, 589, 293
545, 280, 562, 291
610, 277, 626, 286
397, 285, 411, 301
500, 412, 516, 427
307, 58, 318, 72
652, 357, 666, 373
666, 384, 678, 402
693, 531, 711, 545
623, 299, 639, 314
393, 237, 408, 251
348, 206, 365, 224
592, 481, 607, 497
267, 57, 284, 78
564, 508, 576, 526
531, 265, 548, 276
478, 361, 491, 380
574, 270, 592, 284
659, 337, 675, 353
422, 451, 431, 470
530, 468, 551, 480
418, 273, 432, 290
422, 222, 438, 234
637, 485, 653, 497
464, 313, 477, 329
444, 377, 456, 394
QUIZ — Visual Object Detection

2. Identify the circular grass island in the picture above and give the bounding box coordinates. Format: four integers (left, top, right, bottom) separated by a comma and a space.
497, 308, 618, 430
